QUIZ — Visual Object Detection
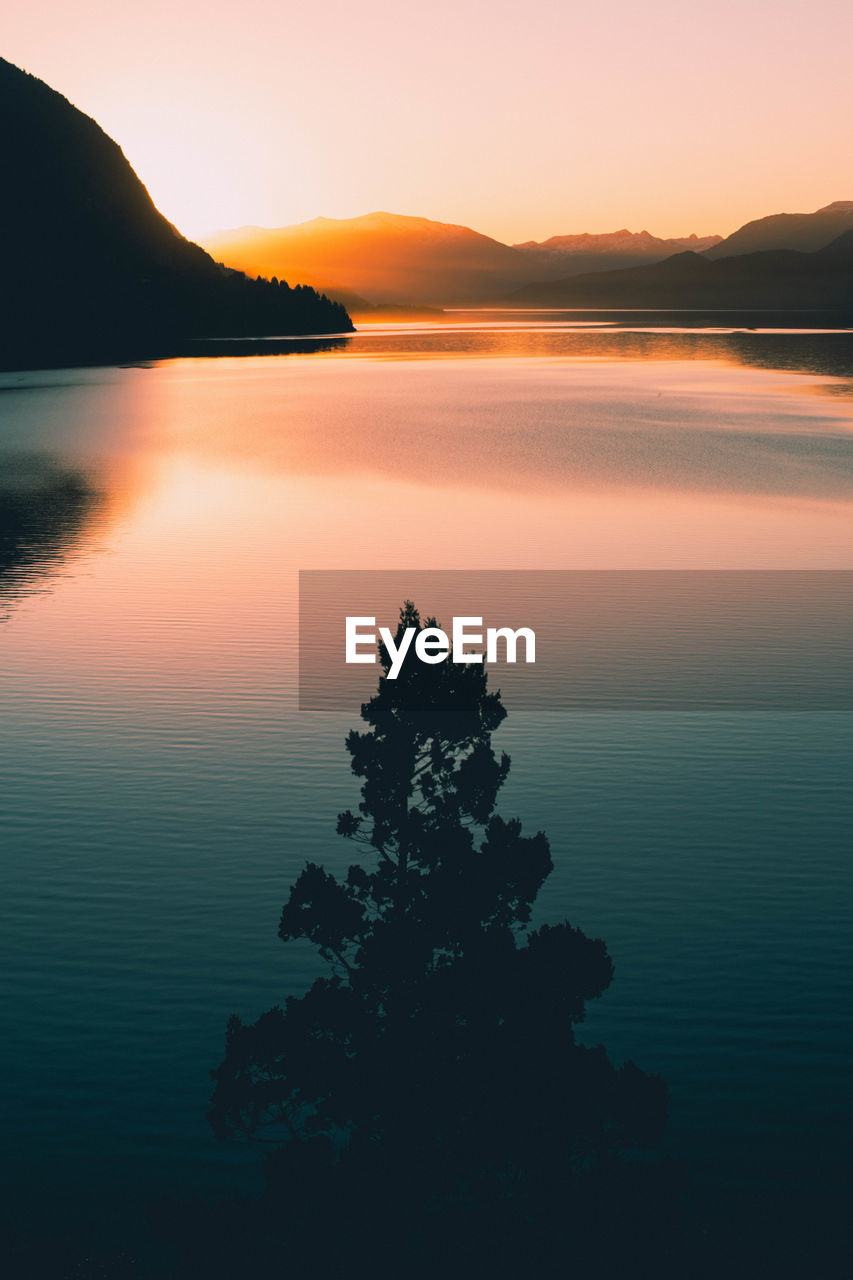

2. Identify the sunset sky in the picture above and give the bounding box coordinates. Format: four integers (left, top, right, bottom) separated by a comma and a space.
6, 0, 852, 243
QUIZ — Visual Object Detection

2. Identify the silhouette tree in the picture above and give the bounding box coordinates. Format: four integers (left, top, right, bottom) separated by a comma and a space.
207, 602, 668, 1276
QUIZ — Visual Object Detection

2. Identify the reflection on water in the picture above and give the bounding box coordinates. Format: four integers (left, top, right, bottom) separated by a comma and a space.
0, 454, 102, 615
1, 320, 852, 586
354, 315, 853, 388
0, 320, 851, 1269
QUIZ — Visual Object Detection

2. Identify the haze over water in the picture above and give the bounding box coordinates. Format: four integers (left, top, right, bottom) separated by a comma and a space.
1, 318, 851, 1256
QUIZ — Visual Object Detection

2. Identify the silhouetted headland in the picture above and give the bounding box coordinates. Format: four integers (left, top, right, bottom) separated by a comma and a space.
0, 58, 353, 372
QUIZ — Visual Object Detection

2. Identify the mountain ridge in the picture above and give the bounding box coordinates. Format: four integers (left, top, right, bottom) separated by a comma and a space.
0, 57, 352, 370
705, 201, 853, 259
203, 212, 535, 306
505, 236, 853, 310
514, 228, 722, 255
205, 204, 853, 311
202, 213, 724, 308
3, 52, 849, 334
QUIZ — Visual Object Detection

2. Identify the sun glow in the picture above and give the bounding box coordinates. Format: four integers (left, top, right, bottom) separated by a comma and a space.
4, 0, 850, 246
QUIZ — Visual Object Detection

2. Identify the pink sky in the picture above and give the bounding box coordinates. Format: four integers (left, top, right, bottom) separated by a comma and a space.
5, 0, 852, 243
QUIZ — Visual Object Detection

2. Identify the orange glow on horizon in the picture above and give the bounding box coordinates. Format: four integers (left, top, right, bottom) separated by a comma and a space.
3, 0, 851, 246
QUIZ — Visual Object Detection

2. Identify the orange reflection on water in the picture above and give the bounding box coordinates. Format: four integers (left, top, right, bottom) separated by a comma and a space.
1, 325, 852, 694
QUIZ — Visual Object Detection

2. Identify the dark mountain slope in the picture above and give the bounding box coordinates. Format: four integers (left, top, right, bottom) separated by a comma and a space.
705, 201, 853, 259
819, 229, 853, 261
0, 58, 351, 369
505, 243, 853, 311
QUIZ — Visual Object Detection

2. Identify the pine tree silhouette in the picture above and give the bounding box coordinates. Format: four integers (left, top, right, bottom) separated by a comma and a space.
207, 602, 669, 1276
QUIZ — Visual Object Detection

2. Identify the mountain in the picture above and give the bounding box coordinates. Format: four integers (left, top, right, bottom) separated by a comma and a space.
820, 229, 853, 260
202, 213, 542, 307
705, 201, 853, 260
505, 238, 853, 311
202, 215, 723, 308
0, 58, 351, 370
513, 228, 722, 277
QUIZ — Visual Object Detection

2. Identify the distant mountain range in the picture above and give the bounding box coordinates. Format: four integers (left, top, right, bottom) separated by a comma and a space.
0, 58, 351, 370
203, 204, 853, 312
512, 229, 723, 279
508, 227, 853, 310
202, 215, 727, 309
2, 50, 851, 371
705, 202, 853, 258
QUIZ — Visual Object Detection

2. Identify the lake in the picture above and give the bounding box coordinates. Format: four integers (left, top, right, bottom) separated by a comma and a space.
1, 316, 851, 1267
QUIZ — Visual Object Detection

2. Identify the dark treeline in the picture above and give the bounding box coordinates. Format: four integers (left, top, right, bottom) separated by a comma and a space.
0, 58, 352, 371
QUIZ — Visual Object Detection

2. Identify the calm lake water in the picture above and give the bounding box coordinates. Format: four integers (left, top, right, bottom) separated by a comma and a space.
1, 317, 852, 1263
